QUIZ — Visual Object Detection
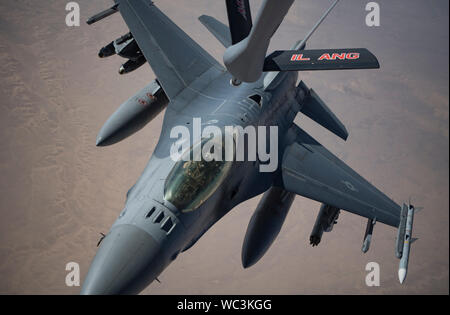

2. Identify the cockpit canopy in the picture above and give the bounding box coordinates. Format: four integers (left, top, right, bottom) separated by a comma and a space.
164, 136, 233, 212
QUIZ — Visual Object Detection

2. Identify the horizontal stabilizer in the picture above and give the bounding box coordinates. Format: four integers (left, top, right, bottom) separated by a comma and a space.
297, 81, 348, 141
199, 15, 232, 47
264, 48, 380, 72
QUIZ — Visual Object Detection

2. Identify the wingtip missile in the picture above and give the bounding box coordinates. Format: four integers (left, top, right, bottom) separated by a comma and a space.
397, 203, 415, 284
398, 268, 407, 284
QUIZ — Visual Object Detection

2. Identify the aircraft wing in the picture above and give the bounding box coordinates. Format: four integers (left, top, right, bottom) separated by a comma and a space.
282, 125, 401, 227
114, 0, 223, 100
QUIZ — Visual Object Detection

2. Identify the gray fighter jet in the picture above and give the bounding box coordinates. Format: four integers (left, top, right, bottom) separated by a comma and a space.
81, 0, 416, 294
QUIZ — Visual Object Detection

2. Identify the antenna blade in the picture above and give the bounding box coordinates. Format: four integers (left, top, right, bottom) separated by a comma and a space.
293, 0, 340, 50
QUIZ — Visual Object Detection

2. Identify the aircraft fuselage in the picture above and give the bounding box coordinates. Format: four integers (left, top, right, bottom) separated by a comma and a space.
81, 68, 299, 294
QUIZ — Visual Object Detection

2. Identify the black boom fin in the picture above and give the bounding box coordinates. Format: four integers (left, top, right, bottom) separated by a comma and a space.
226, 0, 253, 44
264, 48, 380, 72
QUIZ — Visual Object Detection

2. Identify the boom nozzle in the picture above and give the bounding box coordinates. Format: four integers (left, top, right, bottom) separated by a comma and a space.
223, 0, 295, 82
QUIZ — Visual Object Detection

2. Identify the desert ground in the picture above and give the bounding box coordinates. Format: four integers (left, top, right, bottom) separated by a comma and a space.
0, 0, 448, 294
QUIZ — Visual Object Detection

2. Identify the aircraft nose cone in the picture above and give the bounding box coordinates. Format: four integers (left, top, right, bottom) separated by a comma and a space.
80, 224, 162, 295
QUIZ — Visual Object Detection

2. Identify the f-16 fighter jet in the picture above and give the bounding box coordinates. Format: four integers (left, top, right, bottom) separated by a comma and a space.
81, 0, 416, 294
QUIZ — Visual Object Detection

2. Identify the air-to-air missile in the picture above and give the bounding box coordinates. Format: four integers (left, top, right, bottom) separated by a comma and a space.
395, 204, 408, 258
96, 80, 168, 146
241, 187, 296, 268
361, 218, 376, 253
397, 203, 415, 284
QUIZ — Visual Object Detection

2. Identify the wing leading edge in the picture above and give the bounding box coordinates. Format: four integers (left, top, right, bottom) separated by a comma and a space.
114, 0, 223, 100
282, 125, 401, 227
